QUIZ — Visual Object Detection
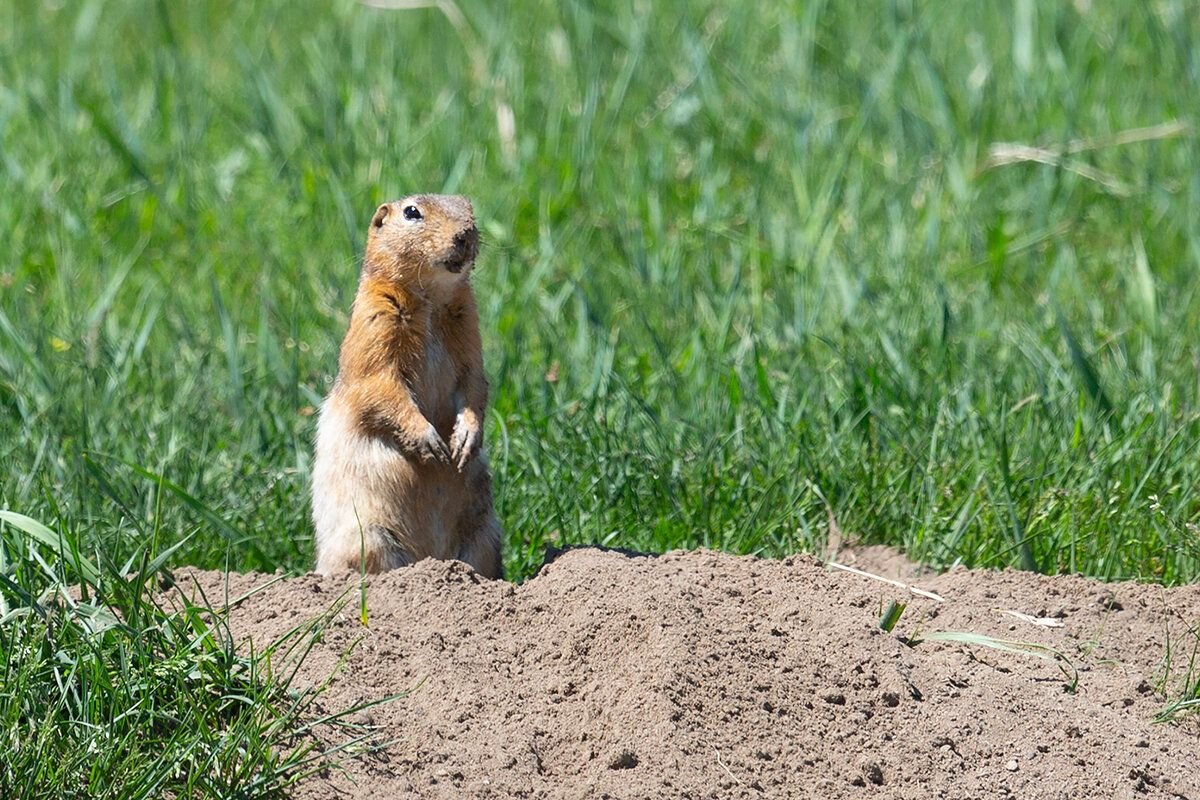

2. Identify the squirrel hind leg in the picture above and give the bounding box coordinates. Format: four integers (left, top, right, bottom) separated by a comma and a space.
456, 514, 503, 580
315, 527, 413, 575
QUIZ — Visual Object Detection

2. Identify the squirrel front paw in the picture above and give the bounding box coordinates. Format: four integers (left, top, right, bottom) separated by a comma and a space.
448, 413, 482, 471
404, 422, 451, 465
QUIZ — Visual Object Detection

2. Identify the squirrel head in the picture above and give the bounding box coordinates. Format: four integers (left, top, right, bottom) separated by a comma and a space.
364, 194, 479, 286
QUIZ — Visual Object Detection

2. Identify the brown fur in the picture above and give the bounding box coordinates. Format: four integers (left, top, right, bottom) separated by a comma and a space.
312, 195, 502, 579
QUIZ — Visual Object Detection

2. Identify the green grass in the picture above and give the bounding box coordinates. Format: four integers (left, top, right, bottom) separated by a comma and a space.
1156, 618, 1200, 723
0, 513, 361, 799
2, 0, 1200, 794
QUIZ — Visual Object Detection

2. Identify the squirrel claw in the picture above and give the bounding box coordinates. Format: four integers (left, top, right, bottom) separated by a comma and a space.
449, 422, 481, 471
412, 424, 450, 464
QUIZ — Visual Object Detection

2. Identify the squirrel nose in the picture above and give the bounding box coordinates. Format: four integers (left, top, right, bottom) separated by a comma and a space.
453, 226, 479, 251
451, 225, 480, 256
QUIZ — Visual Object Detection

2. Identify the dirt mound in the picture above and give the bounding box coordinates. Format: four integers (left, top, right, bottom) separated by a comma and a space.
179, 548, 1200, 799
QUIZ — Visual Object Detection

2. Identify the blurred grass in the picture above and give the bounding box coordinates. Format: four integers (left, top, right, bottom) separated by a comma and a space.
1, 0, 1198, 585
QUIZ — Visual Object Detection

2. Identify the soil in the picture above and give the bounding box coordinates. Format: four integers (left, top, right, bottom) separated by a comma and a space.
175, 546, 1200, 799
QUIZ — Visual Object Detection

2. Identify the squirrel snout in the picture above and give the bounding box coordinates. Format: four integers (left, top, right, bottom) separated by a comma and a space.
452, 226, 479, 251
444, 225, 479, 273
451, 226, 479, 260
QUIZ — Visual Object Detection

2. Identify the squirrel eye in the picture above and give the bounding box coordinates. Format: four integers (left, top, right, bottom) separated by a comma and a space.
403, 205, 423, 221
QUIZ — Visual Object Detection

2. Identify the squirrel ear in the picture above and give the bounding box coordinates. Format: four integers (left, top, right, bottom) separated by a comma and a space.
371, 204, 390, 229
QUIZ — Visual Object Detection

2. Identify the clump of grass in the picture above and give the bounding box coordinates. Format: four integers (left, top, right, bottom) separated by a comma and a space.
1154, 620, 1200, 724
0, 510, 370, 799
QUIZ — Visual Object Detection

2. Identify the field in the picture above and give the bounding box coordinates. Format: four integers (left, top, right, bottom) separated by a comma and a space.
1, 1, 1199, 797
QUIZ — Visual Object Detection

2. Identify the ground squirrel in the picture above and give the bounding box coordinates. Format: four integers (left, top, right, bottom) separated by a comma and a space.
312, 194, 502, 579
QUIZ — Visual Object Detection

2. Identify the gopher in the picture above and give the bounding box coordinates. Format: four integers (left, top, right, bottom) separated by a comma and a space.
312, 194, 502, 579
